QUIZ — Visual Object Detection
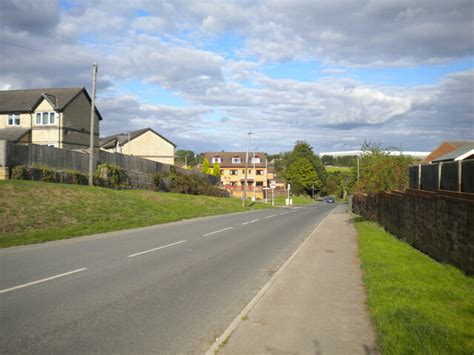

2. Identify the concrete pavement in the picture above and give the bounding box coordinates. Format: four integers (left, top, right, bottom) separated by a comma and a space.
213, 204, 378, 355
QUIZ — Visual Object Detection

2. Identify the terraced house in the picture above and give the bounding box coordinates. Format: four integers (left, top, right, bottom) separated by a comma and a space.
0, 87, 102, 149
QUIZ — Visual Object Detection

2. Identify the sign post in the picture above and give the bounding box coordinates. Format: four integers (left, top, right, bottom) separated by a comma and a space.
285, 183, 292, 206
270, 180, 276, 206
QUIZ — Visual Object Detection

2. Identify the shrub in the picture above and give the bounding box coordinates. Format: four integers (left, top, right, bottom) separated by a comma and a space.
40, 167, 55, 182
11, 165, 29, 180
152, 172, 169, 192
64, 170, 88, 185
95, 163, 129, 189
152, 170, 226, 197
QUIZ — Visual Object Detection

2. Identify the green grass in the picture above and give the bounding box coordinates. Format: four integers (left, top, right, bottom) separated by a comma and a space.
0, 180, 271, 248
325, 165, 352, 173
354, 218, 474, 354
273, 195, 316, 205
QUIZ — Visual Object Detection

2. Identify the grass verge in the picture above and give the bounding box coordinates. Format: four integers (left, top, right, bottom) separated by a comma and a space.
354, 218, 474, 354
0, 180, 271, 248
273, 195, 315, 205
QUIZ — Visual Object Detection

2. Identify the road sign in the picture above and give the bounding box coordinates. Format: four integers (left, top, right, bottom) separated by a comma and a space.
270, 180, 276, 189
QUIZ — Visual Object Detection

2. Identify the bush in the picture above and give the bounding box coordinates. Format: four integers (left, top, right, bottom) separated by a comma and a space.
152, 170, 226, 197
95, 163, 129, 189
11, 165, 29, 180
152, 172, 169, 192
64, 170, 88, 185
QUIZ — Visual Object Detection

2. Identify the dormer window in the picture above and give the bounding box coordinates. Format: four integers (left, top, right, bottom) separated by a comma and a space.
232, 157, 241, 163
35, 112, 55, 125
212, 157, 222, 164
251, 157, 261, 164
7, 114, 20, 126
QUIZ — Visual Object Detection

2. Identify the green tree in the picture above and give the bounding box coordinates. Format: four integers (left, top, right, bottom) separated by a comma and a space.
285, 158, 320, 195
212, 162, 221, 177
175, 150, 196, 166
286, 141, 326, 192
354, 142, 413, 194
200, 158, 210, 174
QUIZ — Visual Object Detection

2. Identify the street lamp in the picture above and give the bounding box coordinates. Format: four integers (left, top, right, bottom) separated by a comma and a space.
242, 131, 254, 207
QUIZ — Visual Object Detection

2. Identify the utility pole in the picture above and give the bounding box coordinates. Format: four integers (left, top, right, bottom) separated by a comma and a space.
88, 62, 98, 186
252, 150, 256, 201
357, 155, 360, 181
242, 132, 253, 207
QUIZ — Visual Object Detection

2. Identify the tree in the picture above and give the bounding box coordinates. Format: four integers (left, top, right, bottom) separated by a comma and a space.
286, 141, 326, 193
354, 142, 413, 194
212, 162, 221, 177
285, 158, 320, 195
200, 158, 210, 174
175, 150, 197, 166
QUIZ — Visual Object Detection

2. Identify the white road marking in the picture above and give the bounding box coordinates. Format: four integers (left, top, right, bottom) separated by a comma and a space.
242, 219, 260, 225
128, 240, 186, 258
264, 215, 277, 219
0, 268, 88, 295
202, 227, 233, 237
280, 212, 289, 215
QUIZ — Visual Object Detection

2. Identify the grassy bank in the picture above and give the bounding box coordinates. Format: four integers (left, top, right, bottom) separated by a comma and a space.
273, 195, 315, 205
354, 219, 474, 354
0, 180, 270, 248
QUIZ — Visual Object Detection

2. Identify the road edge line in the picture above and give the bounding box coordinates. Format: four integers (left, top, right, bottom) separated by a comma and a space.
204, 206, 338, 355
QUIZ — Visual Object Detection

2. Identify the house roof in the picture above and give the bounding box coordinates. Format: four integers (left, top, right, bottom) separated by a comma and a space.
203, 151, 268, 168
432, 143, 474, 162
422, 140, 474, 163
100, 127, 176, 149
0, 128, 31, 142
0, 87, 103, 120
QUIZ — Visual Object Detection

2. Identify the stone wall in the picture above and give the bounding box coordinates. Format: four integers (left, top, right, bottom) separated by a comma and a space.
353, 190, 474, 275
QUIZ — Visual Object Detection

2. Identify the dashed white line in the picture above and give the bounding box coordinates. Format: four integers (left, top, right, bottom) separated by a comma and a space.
280, 212, 289, 215
264, 215, 277, 219
128, 240, 186, 258
203, 227, 233, 237
0, 268, 88, 295
242, 219, 260, 225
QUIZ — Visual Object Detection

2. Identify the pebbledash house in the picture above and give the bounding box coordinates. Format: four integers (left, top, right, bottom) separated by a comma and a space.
0, 87, 102, 149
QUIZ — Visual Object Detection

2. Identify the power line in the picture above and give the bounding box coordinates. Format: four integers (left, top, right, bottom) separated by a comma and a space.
0, 40, 86, 65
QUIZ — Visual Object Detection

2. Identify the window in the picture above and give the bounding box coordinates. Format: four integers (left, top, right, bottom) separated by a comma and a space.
251, 157, 261, 164
212, 157, 221, 163
7, 114, 20, 126
232, 157, 241, 163
256, 181, 264, 186
35, 112, 55, 125
230, 170, 238, 175
256, 169, 264, 175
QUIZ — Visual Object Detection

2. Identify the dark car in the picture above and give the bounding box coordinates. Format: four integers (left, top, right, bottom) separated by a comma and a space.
326, 197, 335, 203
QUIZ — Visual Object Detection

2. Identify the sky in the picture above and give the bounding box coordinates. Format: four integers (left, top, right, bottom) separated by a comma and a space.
0, 0, 473, 154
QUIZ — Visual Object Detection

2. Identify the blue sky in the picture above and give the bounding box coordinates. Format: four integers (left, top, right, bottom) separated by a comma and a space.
1, 0, 473, 153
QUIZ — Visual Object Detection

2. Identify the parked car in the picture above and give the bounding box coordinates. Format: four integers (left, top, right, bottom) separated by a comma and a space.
326, 197, 335, 203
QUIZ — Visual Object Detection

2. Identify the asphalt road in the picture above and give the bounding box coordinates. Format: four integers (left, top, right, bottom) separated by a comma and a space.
1, 202, 336, 354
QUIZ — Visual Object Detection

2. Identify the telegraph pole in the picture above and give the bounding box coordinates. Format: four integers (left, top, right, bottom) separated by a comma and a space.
242, 132, 253, 207
88, 62, 98, 186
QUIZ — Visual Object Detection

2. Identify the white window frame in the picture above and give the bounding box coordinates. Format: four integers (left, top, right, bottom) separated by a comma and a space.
212, 157, 222, 164
232, 157, 241, 163
7, 113, 20, 126
35, 112, 56, 126
251, 157, 261, 164
230, 169, 238, 175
